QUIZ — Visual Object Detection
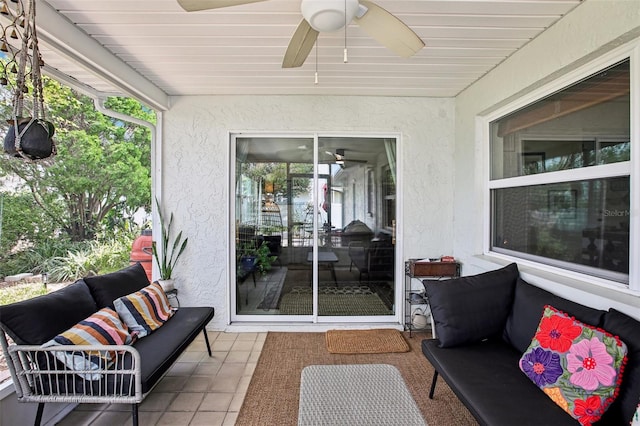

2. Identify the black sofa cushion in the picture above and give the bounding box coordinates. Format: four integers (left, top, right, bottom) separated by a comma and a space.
0, 280, 97, 345
424, 263, 518, 347
131, 306, 214, 393
596, 309, 640, 425
503, 279, 606, 353
422, 338, 578, 426
84, 262, 150, 309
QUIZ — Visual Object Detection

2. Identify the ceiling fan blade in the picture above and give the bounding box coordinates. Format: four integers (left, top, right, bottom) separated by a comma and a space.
354, 0, 424, 58
177, 0, 267, 12
282, 19, 319, 68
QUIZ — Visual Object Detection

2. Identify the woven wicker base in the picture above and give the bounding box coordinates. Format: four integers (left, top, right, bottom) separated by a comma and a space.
326, 328, 410, 354
298, 364, 426, 426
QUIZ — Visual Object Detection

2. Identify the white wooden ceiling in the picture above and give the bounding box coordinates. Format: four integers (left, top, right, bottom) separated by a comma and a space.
38, 0, 582, 103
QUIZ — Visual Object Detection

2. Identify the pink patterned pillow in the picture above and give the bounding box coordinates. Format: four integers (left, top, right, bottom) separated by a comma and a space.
519, 305, 628, 426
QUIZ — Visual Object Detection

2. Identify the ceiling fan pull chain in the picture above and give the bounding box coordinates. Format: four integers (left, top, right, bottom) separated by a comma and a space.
314, 38, 319, 85
343, 0, 348, 63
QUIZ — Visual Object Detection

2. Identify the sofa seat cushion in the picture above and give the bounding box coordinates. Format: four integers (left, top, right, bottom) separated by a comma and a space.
0, 280, 97, 345
503, 279, 606, 354
131, 306, 214, 393
424, 263, 518, 348
519, 306, 627, 425
24, 307, 214, 398
422, 338, 577, 426
84, 263, 150, 309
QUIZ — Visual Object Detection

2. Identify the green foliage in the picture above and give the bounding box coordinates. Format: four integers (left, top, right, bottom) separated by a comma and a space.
238, 241, 276, 276
0, 231, 136, 282
242, 162, 312, 198
0, 76, 153, 242
43, 237, 133, 282
151, 199, 188, 279
0, 238, 79, 278
0, 192, 56, 252
0, 283, 47, 306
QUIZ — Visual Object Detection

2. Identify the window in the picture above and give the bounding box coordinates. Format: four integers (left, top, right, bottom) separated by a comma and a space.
488, 59, 631, 284
381, 165, 395, 229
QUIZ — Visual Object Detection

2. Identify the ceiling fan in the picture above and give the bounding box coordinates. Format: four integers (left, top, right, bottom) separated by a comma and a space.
176, 0, 425, 68
324, 148, 367, 165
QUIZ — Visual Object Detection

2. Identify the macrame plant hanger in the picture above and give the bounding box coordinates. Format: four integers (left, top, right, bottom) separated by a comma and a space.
1, 0, 56, 162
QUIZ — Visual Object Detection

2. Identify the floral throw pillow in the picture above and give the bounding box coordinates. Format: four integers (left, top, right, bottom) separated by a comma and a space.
519, 305, 627, 426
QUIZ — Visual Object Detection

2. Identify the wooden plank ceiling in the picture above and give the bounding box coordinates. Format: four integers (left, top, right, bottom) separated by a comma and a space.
40, 0, 582, 99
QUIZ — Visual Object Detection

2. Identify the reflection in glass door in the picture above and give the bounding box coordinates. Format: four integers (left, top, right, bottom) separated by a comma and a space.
316, 137, 396, 317
232, 135, 397, 321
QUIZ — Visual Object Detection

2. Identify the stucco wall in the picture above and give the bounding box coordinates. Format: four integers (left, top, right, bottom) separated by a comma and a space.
161, 96, 455, 329
453, 0, 640, 318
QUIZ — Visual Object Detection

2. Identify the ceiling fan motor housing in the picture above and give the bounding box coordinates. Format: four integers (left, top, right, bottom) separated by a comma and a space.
301, 0, 359, 32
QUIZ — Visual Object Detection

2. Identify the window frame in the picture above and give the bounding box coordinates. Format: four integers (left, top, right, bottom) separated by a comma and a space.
481, 42, 639, 293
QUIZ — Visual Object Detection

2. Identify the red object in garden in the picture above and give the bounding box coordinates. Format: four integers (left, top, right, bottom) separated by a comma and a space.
130, 229, 153, 282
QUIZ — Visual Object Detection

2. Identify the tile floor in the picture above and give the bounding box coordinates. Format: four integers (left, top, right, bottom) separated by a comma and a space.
56, 331, 266, 426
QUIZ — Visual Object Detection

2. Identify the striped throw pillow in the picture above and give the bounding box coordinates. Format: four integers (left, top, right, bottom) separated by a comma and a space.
114, 282, 174, 338
42, 307, 135, 380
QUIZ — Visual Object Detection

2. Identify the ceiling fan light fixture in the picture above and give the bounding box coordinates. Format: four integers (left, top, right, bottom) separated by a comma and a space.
301, 0, 359, 32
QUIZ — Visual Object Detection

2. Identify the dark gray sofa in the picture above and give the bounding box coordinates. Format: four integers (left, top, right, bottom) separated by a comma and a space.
0, 263, 214, 426
422, 263, 639, 426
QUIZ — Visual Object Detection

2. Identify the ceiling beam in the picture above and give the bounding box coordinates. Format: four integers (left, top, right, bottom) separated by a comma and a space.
35, 0, 169, 111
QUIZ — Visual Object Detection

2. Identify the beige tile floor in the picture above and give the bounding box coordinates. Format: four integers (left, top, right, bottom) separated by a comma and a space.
56, 331, 266, 426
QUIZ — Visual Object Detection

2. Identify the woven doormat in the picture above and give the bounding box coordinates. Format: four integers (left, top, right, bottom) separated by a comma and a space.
326, 329, 410, 354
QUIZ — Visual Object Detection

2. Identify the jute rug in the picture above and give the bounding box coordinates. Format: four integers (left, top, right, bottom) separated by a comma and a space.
326, 328, 410, 354
235, 331, 479, 426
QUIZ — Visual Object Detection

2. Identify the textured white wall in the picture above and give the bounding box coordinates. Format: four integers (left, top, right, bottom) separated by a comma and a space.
162, 96, 455, 329
453, 0, 640, 318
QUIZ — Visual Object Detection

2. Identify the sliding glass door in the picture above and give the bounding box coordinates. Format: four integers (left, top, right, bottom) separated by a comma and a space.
232, 134, 397, 322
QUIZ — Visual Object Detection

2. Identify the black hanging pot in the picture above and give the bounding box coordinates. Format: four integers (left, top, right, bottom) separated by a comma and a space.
3, 117, 56, 160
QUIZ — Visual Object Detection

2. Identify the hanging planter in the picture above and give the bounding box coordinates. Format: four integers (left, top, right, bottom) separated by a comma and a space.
1, 0, 56, 161
3, 116, 55, 160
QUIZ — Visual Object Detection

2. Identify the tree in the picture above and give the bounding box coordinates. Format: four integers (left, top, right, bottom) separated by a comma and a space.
0, 77, 154, 242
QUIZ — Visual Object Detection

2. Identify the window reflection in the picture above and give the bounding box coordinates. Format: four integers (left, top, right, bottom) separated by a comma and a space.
492, 177, 630, 280
234, 136, 397, 316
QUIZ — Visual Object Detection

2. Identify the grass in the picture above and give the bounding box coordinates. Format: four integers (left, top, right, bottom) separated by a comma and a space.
0, 282, 48, 306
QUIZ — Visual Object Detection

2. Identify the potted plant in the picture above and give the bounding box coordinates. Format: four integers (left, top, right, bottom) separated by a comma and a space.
152, 198, 188, 291
237, 240, 276, 276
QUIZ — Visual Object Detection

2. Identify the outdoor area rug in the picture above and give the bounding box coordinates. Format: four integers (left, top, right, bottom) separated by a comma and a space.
278, 286, 391, 315
235, 331, 478, 426
326, 328, 410, 354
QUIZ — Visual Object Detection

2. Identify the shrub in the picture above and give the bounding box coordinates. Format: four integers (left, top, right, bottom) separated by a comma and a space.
0, 229, 138, 282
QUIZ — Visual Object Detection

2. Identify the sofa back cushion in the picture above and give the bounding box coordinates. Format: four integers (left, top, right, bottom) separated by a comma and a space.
0, 280, 97, 345
424, 262, 518, 348
596, 309, 640, 425
84, 262, 150, 309
503, 279, 606, 353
